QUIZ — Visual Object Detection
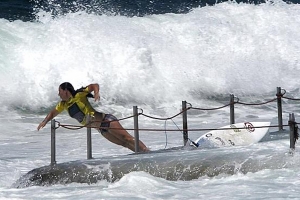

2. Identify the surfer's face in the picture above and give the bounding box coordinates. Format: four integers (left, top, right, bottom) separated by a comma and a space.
58, 87, 69, 101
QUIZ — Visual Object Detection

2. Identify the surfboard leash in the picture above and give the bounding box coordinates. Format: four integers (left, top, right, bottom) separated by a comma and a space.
169, 118, 199, 147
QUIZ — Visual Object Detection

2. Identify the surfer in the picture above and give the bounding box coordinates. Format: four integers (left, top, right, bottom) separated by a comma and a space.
37, 82, 149, 152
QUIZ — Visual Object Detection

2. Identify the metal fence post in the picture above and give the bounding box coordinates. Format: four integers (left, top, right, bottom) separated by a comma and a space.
86, 115, 92, 159
230, 94, 235, 124
133, 106, 140, 153
182, 101, 188, 146
289, 113, 296, 150
277, 87, 283, 131
51, 119, 56, 165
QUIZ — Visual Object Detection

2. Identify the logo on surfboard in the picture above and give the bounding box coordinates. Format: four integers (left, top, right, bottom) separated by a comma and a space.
244, 122, 255, 132
230, 124, 241, 132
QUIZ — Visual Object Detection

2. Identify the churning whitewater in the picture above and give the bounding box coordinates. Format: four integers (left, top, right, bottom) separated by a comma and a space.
1, 0, 300, 199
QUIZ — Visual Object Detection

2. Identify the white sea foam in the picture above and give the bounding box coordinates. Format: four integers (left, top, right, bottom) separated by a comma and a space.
0, 1, 300, 115
1, 1, 300, 199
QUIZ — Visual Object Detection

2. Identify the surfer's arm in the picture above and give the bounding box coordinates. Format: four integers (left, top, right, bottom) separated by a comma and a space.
87, 83, 100, 102
37, 108, 60, 131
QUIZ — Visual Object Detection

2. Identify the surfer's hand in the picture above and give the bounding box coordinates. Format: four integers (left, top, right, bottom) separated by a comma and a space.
37, 121, 46, 131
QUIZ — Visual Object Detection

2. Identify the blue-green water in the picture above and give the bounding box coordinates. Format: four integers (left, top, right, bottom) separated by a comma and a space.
1, 0, 299, 21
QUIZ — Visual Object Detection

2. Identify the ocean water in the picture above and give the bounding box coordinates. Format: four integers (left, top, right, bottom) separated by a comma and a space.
1, 0, 300, 199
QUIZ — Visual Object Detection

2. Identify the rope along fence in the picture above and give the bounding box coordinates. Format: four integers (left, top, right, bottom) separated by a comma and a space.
49, 87, 300, 165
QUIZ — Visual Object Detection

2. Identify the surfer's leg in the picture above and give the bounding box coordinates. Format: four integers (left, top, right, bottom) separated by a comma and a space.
98, 114, 149, 152
101, 129, 135, 151
108, 121, 149, 152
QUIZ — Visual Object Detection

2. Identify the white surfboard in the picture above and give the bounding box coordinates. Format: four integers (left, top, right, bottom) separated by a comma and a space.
193, 122, 270, 148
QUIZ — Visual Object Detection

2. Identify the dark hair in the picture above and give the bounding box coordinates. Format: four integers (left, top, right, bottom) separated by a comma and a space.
60, 82, 76, 96
59, 82, 94, 98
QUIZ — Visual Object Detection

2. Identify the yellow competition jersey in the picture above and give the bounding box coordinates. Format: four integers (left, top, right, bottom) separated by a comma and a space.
55, 87, 96, 125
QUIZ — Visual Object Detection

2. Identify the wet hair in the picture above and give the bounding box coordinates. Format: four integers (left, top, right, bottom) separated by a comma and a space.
59, 82, 93, 98
60, 82, 76, 96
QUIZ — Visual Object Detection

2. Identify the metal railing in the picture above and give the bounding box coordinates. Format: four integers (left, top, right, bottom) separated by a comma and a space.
49, 86, 300, 165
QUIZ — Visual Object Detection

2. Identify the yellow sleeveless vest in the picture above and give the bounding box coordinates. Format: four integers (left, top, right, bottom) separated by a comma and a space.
55, 87, 96, 125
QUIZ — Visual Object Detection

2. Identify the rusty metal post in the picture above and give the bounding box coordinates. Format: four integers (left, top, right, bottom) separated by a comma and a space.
51, 119, 56, 165
182, 101, 188, 146
86, 115, 92, 159
133, 106, 140, 153
277, 87, 283, 131
230, 94, 235, 125
289, 113, 296, 150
